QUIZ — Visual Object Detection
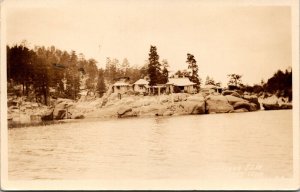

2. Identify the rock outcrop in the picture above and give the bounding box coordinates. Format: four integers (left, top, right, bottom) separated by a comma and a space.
262, 103, 292, 110
222, 90, 242, 98
179, 101, 206, 114
117, 107, 133, 117
52, 99, 74, 120
225, 95, 245, 105
233, 108, 249, 113
233, 101, 256, 112
243, 95, 260, 110
205, 95, 234, 114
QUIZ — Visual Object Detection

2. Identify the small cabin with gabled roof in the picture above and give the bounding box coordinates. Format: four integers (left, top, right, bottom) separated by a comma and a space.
133, 79, 149, 93
166, 78, 196, 93
112, 77, 132, 94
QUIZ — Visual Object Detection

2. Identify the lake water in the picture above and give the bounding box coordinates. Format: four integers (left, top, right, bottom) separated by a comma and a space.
8, 110, 292, 180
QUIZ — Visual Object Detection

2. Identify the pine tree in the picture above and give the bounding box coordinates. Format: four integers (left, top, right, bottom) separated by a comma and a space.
66, 51, 80, 100
85, 59, 98, 91
186, 53, 200, 91
227, 74, 242, 87
97, 68, 106, 97
148, 45, 161, 86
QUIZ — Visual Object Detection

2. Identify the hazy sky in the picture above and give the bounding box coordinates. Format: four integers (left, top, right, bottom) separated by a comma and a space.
5, 0, 292, 85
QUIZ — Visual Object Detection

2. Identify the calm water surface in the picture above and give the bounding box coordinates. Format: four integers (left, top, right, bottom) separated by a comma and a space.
8, 110, 292, 180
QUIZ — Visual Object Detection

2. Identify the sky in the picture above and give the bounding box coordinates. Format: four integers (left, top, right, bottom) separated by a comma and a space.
4, 0, 292, 86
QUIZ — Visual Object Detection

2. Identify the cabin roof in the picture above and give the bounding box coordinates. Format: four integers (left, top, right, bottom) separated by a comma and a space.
134, 79, 149, 85
166, 78, 196, 86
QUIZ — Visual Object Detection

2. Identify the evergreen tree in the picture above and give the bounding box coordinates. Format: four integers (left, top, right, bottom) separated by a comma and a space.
173, 70, 191, 78
85, 59, 98, 91
33, 46, 51, 105
227, 74, 243, 87
7, 45, 36, 95
97, 68, 106, 97
104, 57, 119, 83
186, 53, 200, 91
65, 51, 80, 100
265, 69, 292, 100
148, 45, 161, 86
7, 43, 107, 102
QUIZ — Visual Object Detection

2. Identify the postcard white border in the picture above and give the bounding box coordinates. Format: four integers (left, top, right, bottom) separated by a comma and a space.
1, 0, 299, 190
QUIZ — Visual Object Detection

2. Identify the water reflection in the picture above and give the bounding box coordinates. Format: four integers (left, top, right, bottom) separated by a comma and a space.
148, 118, 170, 165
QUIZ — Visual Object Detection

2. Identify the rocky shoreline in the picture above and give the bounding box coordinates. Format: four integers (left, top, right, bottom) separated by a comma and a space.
7, 90, 292, 128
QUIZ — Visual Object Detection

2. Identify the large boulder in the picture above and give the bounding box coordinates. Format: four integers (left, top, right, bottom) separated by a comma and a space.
117, 107, 132, 117
55, 109, 67, 120
132, 97, 157, 108
159, 95, 169, 103
225, 95, 245, 105
173, 93, 188, 102
180, 101, 206, 114
53, 103, 68, 119
30, 115, 41, 122
163, 110, 174, 116
120, 110, 138, 118
233, 101, 257, 112
262, 103, 280, 110
262, 103, 292, 110
187, 94, 205, 102
205, 95, 234, 114
155, 107, 168, 116
53, 99, 74, 119
41, 109, 54, 121
243, 95, 260, 110
222, 90, 242, 98
233, 108, 249, 113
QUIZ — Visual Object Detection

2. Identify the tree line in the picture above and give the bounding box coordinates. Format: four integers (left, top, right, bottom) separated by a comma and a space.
225, 70, 292, 101
7, 44, 147, 105
7, 42, 292, 105
7, 43, 202, 105
148, 45, 201, 91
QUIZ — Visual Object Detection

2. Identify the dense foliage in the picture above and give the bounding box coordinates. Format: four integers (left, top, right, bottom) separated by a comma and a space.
148, 46, 160, 86
7, 45, 97, 104
7, 44, 145, 104
229, 69, 292, 101
186, 53, 201, 91
7, 42, 292, 105
265, 69, 292, 100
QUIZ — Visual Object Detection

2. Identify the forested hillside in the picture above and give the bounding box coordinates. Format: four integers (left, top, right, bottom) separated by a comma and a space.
7, 44, 145, 105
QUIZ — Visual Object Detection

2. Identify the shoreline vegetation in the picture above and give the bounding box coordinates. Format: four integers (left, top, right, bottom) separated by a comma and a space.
7, 43, 292, 128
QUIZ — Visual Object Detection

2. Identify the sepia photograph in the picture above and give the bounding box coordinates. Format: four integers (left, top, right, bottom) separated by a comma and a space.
1, 0, 299, 190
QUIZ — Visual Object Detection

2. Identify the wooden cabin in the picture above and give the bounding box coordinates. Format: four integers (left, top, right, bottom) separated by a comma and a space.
112, 77, 132, 94
133, 79, 149, 93
166, 78, 196, 94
